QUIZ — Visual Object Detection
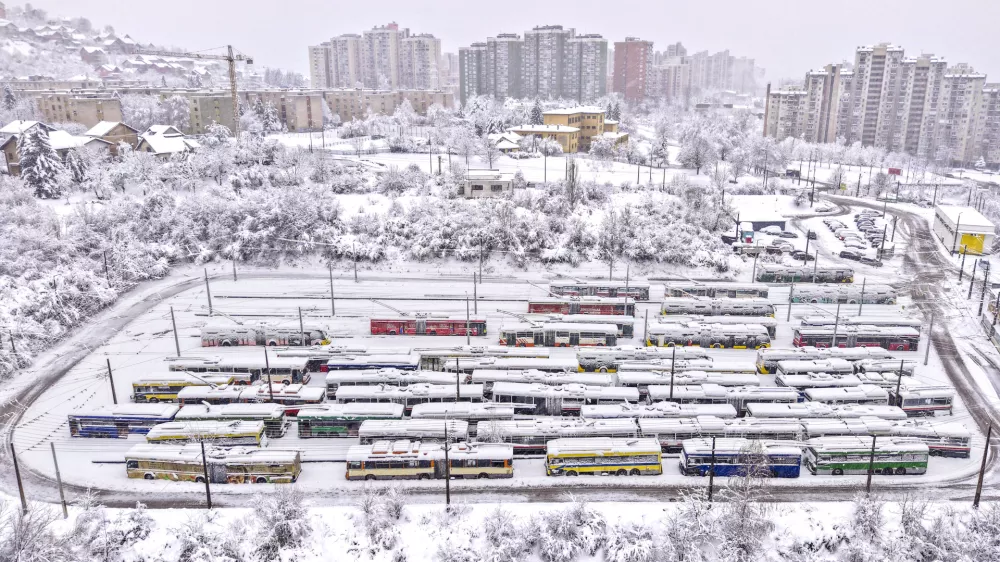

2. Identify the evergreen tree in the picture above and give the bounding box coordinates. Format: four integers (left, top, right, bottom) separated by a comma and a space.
605, 101, 613, 120
66, 148, 88, 184
19, 128, 65, 198
611, 101, 622, 122
2, 84, 16, 111
530, 99, 544, 125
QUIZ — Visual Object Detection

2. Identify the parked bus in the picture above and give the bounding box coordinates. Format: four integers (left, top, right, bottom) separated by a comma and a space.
617, 359, 758, 375
125, 444, 300, 483
443, 356, 580, 374
549, 280, 651, 300
470, 369, 613, 394
792, 326, 920, 351
409, 402, 517, 427
526, 314, 636, 338
854, 359, 918, 376
679, 438, 802, 477
176, 385, 248, 406
776, 373, 864, 395
646, 384, 799, 416
173, 403, 288, 438
498, 323, 619, 347
802, 418, 971, 458
145, 420, 267, 447
545, 438, 663, 476
334, 383, 485, 414
370, 317, 487, 336
647, 323, 771, 349
475, 418, 640, 455
745, 402, 908, 420
490, 382, 639, 415
527, 296, 635, 317
325, 355, 421, 372
804, 436, 929, 475
581, 402, 738, 419
345, 441, 514, 481
658, 315, 778, 337
640, 417, 803, 453
296, 403, 405, 438
888, 382, 955, 416
415, 345, 550, 371
756, 265, 854, 283
68, 404, 179, 438
660, 297, 775, 317
615, 371, 759, 398
166, 356, 310, 385
663, 282, 770, 299
239, 384, 326, 416
800, 315, 919, 329
804, 385, 889, 406
790, 285, 897, 305
324, 369, 458, 398
200, 322, 330, 347
776, 359, 855, 378
755, 346, 894, 374
275, 345, 410, 372
357, 419, 469, 444
132, 374, 213, 403
577, 346, 713, 372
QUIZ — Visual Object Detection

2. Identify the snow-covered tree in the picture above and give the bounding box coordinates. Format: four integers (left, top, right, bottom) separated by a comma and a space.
530, 99, 544, 125
19, 128, 65, 198
156, 95, 191, 132
598, 205, 625, 277
2, 84, 15, 111
718, 441, 775, 562
589, 135, 617, 161
250, 487, 312, 561
678, 135, 717, 174
119, 94, 160, 132
65, 148, 88, 185
538, 137, 563, 157
393, 98, 417, 128
479, 135, 501, 169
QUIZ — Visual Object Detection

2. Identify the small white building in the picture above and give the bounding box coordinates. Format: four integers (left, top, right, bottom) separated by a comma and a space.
459, 170, 515, 199
932, 205, 995, 255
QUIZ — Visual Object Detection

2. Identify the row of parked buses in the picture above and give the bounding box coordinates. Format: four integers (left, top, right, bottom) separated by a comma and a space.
790, 284, 898, 305
756, 265, 855, 283
792, 325, 921, 351
646, 322, 772, 349
201, 322, 331, 348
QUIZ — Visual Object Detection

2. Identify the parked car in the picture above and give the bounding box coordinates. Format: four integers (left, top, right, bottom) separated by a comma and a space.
816, 204, 836, 213
765, 246, 785, 255
790, 250, 815, 261
761, 226, 783, 235
845, 239, 868, 250
839, 250, 862, 261
859, 257, 883, 267
778, 231, 799, 239
807, 231, 817, 240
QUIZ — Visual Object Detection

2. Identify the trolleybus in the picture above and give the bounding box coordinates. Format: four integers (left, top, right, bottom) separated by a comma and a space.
756, 265, 854, 283
803, 385, 889, 406
545, 438, 663, 476
443, 356, 580, 374
646, 323, 771, 349
888, 382, 955, 416
125, 444, 300, 483
663, 283, 769, 299
470, 369, 613, 393
527, 296, 635, 317
324, 369, 458, 398
490, 382, 639, 415
577, 346, 712, 372
646, 384, 799, 416
658, 315, 778, 337
370, 317, 487, 336
166, 356, 310, 385
549, 280, 651, 300
334, 383, 485, 414
744, 402, 908, 420
68, 404, 179, 438
145, 420, 267, 447
776, 359, 855, 377
802, 418, 971, 457
790, 285, 897, 305
615, 371, 759, 398
345, 441, 514, 481
792, 326, 920, 351
357, 419, 469, 444
498, 323, 619, 347
755, 346, 894, 374
581, 402, 738, 419
296, 403, 405, 438
804, 436, 929, 475
173, 403, 288, 437
639, 417, 803, 453
325, 355, 421, 372
660, 298, 775, 317
475, 418, 640, 455
679, 438, 802, 477
414, 346, 550, 371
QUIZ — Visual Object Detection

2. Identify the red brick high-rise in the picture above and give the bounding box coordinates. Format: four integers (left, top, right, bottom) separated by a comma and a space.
613, 37, 653, 102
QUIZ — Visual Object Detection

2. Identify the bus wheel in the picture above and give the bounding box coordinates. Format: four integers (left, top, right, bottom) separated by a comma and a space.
418, 474, 430, 480
255, 477, 267, 484
666, 342, 675, 347
365, 474, 376, 481
143, 474, 155, 480
598, 366, 608, 373
616, 469, 627, 476
833, 469, 844, 476
566, 471, 578, 477
478, 473, 489, 479
895, 467, 906, 475
282, 380, 291, 386
149, 398, 159, 403
629, 469, 640, 476
195, 476, 206, 483
222, 341, 232, 347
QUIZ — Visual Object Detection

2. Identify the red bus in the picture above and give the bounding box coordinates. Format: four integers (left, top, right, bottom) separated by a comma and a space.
527, 297, 635, 317
371, 318, 487, 336
792, 326, 919, 351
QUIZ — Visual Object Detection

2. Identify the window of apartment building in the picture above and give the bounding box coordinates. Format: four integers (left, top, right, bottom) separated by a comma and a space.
472, 184, 483, 191
491, 185, 503, 192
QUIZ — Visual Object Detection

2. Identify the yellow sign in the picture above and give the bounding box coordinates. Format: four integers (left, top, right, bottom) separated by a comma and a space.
840, 183, 847, 190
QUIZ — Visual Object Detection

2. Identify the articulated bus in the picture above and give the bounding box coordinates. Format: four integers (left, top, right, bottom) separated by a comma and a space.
646, 384, 799, 416
659, 315, 778, 337
470, 369, 613, 394
68, 404, 180, 438
790, 285, 897, 305
776, 359, 856, 378
663, 283, 770, 299
888, 382, 955, 416
409, 402, 517, 427
324, 369, 458, 399
646, 323, 771, 349
800, 316, 920, 329
443, 356, 580, 374
325, 355, 421, 372
549, 280, 651, 300
145, 420, 267, 447
792, 326, 920, 351
165, 356, 310, 385
275, 345, 409, 372
370, 318, 487, 336
776, 373, 864, 395
803, 385, 889, 406
490, 382, 640, 415
125, 444, 300, 483
680, 438, 802, 477
614, 371, 759, 399
498, 323, 619, 347
239, 384, 326, 416
173, 403, 288, 438
414, 345, 550, 371
745, 402, 908, 420
346, 441, 514, 481
660, 298, 775, 318
476, 418, 640, 456
200, 322, 330, 347
581, 402, 738, 420
755, 346, 894, 374
527, 296, 635, 317
855, 359, 918, 376
132, 373, 221, 403
334, 383, 485, 414
545, 438, 663, 476
296, 403, 405, 438
756, 265, 854, 283
804, 436, 929, 475
576, 346, 712, 373
357, 419, 469, 444
526, 314, 636, 337
616, 359, 758, 375
802, 418, 971, 458
640, 417, 803, 453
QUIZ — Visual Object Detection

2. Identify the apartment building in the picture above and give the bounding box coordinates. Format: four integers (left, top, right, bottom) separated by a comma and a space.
458, 43, 487, 105
649, 58, 690, 103
542, 106, 613, 151
979, 84, 1000, 166
564, 34, 608, 102
308, 43, 333, 88
401, 34, 442, 90
935, 64, 986, 164
361, 22, 408, 89
34, 94, 123, 127
486, 33, 523, 99
330, 35, 363, 88
188, 94, 237, 134
899, 54, 948, 158
763, 86, 808, 141
323, 89, 453, 122
613, 37, 653, 102
801, 64, 844, 144
522, 25, 574, 100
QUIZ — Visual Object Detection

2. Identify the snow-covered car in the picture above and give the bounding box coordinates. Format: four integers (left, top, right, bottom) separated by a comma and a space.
839, 250, 862, 261
778, 231, 799, 239
859, 257, 883, 268
760, 226, 783, 235
844, 239, 868, 250
790, 250, 815, 261
815, 204, 836, 213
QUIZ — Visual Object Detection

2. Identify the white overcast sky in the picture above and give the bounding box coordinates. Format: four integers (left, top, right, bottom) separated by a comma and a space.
28, 0, 1000, 83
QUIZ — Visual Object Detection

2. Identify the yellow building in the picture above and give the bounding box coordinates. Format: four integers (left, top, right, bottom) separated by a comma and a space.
508, 124, 580, 153
542, 106, 607, 151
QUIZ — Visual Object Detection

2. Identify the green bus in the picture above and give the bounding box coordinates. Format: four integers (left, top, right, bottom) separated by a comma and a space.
296, 403, 404, 438
804, 436, 929, 476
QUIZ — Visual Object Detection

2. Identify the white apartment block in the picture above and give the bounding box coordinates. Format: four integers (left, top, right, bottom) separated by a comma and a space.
763, 86, 808, 141
401, 34, 442, 90
979, 84, 1000, 166
331, 34, 362, 88
308, 44, 333, 88
935, 64, 986, 164
649, 58, 690, 103
361, 23, 408, 89
564, 34, 608, 102
486, 34, 523, 100
849, 43, 907, 149
802, 64, 843, 144
458, 43, 487, 106
900, 54, 947, 158
522, 25, 574, 100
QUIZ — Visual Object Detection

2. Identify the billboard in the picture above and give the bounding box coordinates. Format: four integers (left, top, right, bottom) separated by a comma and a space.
888, 167, 902, 176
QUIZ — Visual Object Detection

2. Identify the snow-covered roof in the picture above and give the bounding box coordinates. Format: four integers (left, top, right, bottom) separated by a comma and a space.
143, 125, 185, 137
85, 121, 137, 137
598, 131, 628, 140
511, 124, 579, 133
81, 46, 105, 54
935, 205, 995, 229
495, 139, 519, 150
487, 131, 522, 144
0, 120, 54, 135
47, 130, 111, 151
138, 134, 200, 155
543, 106, 606, 115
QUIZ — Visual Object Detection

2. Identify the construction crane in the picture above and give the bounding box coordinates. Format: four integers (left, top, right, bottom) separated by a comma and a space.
134, 45, 253, 137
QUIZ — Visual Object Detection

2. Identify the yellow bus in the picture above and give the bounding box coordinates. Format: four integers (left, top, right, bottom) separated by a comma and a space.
545, 437, 663, 476
131, 373, 232, 403
345, 440, 514, 481
125, 444, 300, 483
145, 420, 267, 447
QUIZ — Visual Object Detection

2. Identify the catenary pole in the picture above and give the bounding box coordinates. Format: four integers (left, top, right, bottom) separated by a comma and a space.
974, 424, 992, 509
831, 303, 841, 348
299, 307, 306, 346
265, 347, 274, 402
858, 278, 866, 315
787, 283, 795, 322
923, 313, 934, 366
865, 435, 877, 494
200, 440, 212, 509
979, 268, 991, 317
11, 443, 27, 514
669, 345, 676, 400
455, 358, 461, 401
707, 436, 716, 502
643, 310, 649, 346
50, 442, 68, 518
968, 260, 978, 300
106, 358, 118, 404
466, 295, 471, 346
204, 269, 213, 315
170, 306, 181, 357
232, 260, 237, 281
329, 264, 336, 316
444, 421, 451, 507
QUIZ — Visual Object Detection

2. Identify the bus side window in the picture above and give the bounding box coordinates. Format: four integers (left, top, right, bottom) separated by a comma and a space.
126, 460, 138, 469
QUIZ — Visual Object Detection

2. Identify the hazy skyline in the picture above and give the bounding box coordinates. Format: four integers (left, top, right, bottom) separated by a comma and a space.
25, 0, 1000, 84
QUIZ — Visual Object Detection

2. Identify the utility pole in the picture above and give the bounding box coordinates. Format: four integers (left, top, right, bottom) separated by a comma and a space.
752, 251, 759, 281
893, 359, 905, 408
103, 250, 111, 288
298, 307, 305, 346
170, 306, 181, 357
923, 313, 934, 366
444, 421, 451, 507
106, 358, 118, 404
643, 310, 649, 345
11, 443, 27, 514
50, 442, 67, 518
974, 424, 992, 509
232, 260, 237, 282
968, 260, 978, 300
960, 248, 968, 282
994, 293, 1000, 326
865, 435, 877, 494
473, 273, 478, 315
879, 226, 887, 262
787, 283, 795, 322
466, 295, 471, 346
353, 243, 358, 283
200, 440, 212, 509
455, 358, 461, 401
707, 436, 716, 502
669, 346, 676, 400
625, 263, 630, 295
204, 269, 213, 315
979, 268, 991, 317
831, 303, 841, 348
858, 278, 866, 315
329, 264, 336, 316
265, 347, 274, 402
813, 252, 819, 282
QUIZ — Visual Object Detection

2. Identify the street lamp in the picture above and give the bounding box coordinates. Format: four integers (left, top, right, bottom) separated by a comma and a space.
953, 212, 964, 255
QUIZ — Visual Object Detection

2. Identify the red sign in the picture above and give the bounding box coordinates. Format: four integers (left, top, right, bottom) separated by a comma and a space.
888, 167, 902, 176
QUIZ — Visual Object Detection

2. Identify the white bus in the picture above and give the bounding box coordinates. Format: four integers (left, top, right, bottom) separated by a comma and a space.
663, 282, 769, 299
334, 383, 485, 414
476, 418, 640, 455
145, 420, 267, 447
646, 323, 771, 349
658, 315, 779, 337
172, 403, 288, 438
490, 382, 640, 415
804, 385, 889, 406
614, 371, 760, 398
68, 404, 180, 438
524, 314, 636, 338
126, 444, 300, 483
357, 419, 469, 444
548, 280, 651, 300
775, 359, 855, 377
854, 359, 918, 376
888, 382, 955, 416
414, 345, 550, 371
471, 369, 614, 393
745, 402, 908, 420
296, 403, 405, 438
799, 315, 922, 329
165, 356, 310, 385
775, 373, 864, 394
660, 297, 775, 318
638, 416, 803, 453
443, 356, 580, 374
581, 402, 738, 419
238, 384, 327, 416
200, 322, 330, 348
576, 346, 713, 373
617, 359, 757, 375
325, 355, 421, 372
498, 322, 619, 347
790, 284, 897, 304
346, 441, 515, 481
409, 402, 517, 425
324, 369, 459, 398
646, 384, 799, 416
545, 438, 663, 476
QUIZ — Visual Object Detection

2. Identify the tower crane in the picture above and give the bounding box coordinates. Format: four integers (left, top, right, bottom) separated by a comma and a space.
135, 45, 253, 137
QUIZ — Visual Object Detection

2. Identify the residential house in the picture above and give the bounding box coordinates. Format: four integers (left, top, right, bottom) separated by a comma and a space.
541, 106, 608, 151
1, 129, 111, 175
508, 123, 580, 153
459, 170, 515, 199
0, 120, 56, 141
488, 131, 523, 154
136, 125, 200, 157
84, 121, 139, 154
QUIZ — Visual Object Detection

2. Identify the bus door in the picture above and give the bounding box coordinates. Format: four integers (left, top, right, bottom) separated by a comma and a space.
434, 460, 447, 479
569, 332, 580, 346
506, 332, 518, 346
415, 319, 426, 335
533, 331, 544, 346
569, 302, 581, 314
605, 335, 617, 346
732, 335, 748, 349
208, 461, 229, 484
544, 330, 556, 347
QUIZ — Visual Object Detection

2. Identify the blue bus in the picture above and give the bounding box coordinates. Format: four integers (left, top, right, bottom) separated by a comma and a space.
679, 438, 802, 478
68, 404, 180, 438
324, 355, 420, 372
